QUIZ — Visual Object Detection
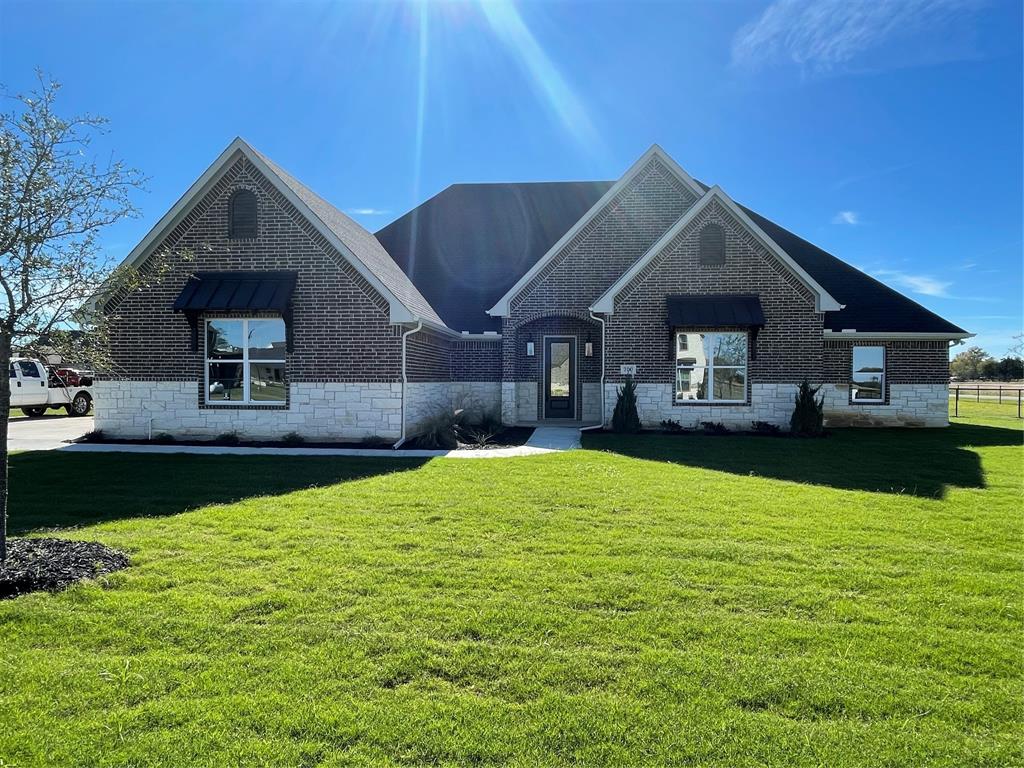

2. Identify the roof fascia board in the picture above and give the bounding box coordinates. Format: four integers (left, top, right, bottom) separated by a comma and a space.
111, 137, 420, 325
823, 330, 974, 340
486, 145, 704, 317
410, 317, 502, 341
591, 186, 842, 314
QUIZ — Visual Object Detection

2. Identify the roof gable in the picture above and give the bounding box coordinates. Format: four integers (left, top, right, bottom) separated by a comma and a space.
592, 186, 843, 314
486, 145, 705, 317
111, 138, 444, 327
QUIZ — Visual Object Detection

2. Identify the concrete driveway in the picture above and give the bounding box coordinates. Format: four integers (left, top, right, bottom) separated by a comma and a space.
7, 415, 94, 451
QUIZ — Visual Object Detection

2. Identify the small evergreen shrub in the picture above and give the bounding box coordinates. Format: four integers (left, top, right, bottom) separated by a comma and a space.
611, 377, 642, 433
152, 432, 176, 444
701, 421, 730, 435
660, 419, 684, 433
79, 429, 105, 443
750, 421, 782, 436
282, 431, 305, 446
790, 380, 825, 437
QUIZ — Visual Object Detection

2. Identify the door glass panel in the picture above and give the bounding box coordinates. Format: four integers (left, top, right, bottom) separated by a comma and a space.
549, 342, 570, 397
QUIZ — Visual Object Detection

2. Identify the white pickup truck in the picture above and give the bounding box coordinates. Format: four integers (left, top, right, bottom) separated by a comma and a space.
9, 358, 94, 417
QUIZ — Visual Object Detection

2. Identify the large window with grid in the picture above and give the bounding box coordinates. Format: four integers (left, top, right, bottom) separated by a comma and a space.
675, 331, 748, 403
205, 318, 287, 404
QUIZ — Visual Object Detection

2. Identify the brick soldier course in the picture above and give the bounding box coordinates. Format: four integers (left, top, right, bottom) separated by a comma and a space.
98, 139, 970, 442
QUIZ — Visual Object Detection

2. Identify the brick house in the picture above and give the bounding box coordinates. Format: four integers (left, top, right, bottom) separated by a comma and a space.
97, 139, 970, 441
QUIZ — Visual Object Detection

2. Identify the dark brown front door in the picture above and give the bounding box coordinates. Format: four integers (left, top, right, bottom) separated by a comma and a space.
544, 337, 575, 419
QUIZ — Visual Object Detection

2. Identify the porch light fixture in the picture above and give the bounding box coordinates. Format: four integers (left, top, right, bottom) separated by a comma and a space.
585, 333, 593, 357
526, 341, 535, 356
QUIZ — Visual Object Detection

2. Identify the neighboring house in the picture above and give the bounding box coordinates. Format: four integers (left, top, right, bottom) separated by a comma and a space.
96, 139, 970, 441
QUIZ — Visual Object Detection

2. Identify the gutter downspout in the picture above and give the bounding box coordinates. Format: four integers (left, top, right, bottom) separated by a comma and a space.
580, 311, 606, 432
393, 320, 423, 449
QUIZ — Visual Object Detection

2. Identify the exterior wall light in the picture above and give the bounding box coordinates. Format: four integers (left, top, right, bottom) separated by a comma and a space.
585, 341, 593, 357
526, 341, 535, 357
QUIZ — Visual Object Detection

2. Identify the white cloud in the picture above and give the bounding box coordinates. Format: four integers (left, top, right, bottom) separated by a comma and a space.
872, 269, 953, 298
832, 210, 860, 225
731, 0, 983, 74
345, 207, 391, 216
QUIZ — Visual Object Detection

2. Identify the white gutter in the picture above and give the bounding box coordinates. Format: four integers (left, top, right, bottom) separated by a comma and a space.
393, 320, 423, 449
580, 311, 606, 432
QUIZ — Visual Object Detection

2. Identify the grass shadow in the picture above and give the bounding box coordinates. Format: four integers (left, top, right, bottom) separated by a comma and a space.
583, 423, 1022, 498
8, 452, 428, 534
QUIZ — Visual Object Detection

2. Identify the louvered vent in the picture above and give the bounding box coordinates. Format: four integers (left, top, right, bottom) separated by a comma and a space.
699, 223, 725, 265
228, 189, 258, 239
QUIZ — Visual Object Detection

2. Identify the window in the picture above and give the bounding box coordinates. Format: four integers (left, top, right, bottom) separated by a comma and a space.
675, 331, 747, 402
205, 318, 286, 404
17, 361, 40, 378
851, 346, 885, 402
228, 189, 258, 239
699, 223, 725, 265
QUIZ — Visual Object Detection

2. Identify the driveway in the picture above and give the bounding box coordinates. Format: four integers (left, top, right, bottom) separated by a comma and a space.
7, 415, 94, 451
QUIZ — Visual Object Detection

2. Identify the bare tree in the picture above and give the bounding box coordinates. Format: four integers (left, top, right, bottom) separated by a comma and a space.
0, 73, 147, 561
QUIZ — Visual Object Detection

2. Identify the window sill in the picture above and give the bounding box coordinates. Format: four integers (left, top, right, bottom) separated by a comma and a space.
674, 400, 749, 406
201, 402, 288, 411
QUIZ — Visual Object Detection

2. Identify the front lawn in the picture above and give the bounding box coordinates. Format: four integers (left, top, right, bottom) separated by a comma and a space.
0, 414, 1020, 766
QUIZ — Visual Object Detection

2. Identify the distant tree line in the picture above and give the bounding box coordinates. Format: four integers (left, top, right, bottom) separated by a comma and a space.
950, 336, 1024, 381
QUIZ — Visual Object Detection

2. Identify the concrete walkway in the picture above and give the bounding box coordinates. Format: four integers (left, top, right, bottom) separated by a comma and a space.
58, 426, 585, 460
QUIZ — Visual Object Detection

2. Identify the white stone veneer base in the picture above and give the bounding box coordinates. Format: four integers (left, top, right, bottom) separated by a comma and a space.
515, 381, 538, 422
822, 383, 949, 427
604, 383, 798, 429
405, 382, 501, 434
94, 381, 403, 440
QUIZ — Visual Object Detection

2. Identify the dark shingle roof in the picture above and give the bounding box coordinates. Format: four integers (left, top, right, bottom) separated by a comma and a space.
376, 181, 613, 332
377, 179, 966, 336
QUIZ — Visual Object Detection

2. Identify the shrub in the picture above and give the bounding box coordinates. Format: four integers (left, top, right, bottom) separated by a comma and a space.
701, 421, 730, 436
214, 431, 241, 446
750, 421, 782, 436
611, 377, 642, 433
152, 432, 176, 444
282, 431, 305, 446
790, 380, 825, 437
660, 419, 684, 433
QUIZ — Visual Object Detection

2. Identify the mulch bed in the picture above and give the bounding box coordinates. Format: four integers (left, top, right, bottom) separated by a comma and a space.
0, 538, 129, 599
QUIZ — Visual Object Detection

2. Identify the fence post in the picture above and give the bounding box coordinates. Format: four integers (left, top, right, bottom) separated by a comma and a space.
1019, 388, 1021, 420
977, 386, 980, 402
999, 387, 1002, 404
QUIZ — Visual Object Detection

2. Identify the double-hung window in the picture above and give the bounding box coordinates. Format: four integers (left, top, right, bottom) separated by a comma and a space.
851, 346, 885, 402
675, 331, 748, 403
205, 318, 287, 404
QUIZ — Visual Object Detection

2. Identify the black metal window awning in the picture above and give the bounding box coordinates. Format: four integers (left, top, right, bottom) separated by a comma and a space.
172, 271, 298, 352
666, 295, 766, 359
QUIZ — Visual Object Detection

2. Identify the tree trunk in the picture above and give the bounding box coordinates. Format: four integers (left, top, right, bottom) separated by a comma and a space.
0, 330, 10, 562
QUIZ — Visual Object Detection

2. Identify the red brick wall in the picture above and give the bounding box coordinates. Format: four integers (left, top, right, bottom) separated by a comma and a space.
106, 153, 402, 383
606, 199, 823, 384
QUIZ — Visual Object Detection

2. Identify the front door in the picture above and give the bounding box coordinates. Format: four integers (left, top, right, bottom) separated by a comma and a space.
544, 336, 576, 419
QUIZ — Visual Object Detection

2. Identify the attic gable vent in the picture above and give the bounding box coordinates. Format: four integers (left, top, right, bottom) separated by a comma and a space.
228, 189, 258, 240
699, 223, 725, 265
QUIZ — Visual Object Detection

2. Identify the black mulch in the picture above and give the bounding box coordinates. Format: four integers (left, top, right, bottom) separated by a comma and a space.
0, 538, 129, 599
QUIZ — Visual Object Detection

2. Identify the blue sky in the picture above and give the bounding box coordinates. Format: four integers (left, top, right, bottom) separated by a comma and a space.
2, 0, 1021, 355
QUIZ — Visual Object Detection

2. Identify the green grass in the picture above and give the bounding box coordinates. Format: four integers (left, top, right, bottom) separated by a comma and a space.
0, 415, 1021, 766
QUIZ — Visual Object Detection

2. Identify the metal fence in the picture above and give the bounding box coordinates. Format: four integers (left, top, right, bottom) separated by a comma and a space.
950, 385, 1024, 418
